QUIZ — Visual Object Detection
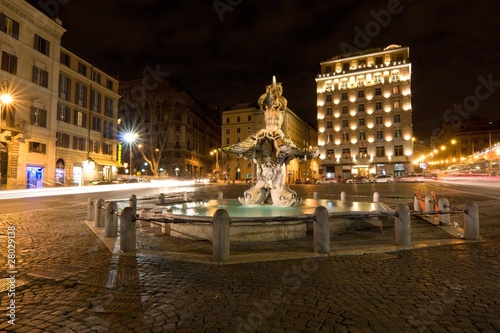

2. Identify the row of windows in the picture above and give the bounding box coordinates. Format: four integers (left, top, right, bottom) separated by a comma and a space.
225, 126, 253, 135
57, 104, 114, 138
325, 114, 402, 128
324, 129, 404, 143
58, 74, 114, 116
323, 101, 403, 118
1, 13, 50, 55
55, 132, 113, 155
325, 86, 401, 102
225, 115, 252, 123
326, 145, 405, 159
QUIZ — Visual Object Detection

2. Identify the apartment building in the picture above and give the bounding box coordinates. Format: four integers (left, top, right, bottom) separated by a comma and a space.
118, 79, 221, 179
221, 103, 318, 183
315, 44, 413, 179
0, 0, 120, 189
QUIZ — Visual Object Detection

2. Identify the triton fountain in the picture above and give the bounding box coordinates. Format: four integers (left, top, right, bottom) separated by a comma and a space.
147, 77, 393, 242
222, 76, 319, 206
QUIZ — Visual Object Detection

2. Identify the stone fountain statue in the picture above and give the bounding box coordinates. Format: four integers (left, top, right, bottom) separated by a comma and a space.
222, 76, 319, 206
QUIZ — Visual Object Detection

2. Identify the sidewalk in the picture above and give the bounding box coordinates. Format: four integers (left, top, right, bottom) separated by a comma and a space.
0, 194, 499, 332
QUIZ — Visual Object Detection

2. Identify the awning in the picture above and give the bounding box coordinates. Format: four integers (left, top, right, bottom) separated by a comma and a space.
92, 158, 122, 168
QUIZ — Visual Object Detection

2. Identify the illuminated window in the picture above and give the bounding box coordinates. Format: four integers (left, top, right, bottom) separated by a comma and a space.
394, 145, 403, 156
393, 100, 400, 108
1, 51, 17, 74
358, 131, 366, 140
343, 133, 349, 142
31, 107, 47, 128
392, 86, 400, 94
342, 148, 350, 158
376, 146, 385, 157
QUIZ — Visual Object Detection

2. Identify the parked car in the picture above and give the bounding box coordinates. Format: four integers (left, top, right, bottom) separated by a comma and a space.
369, 174, 394, 183
346, 176, 369, 184
316, 178, 337, 184
395, 173, 425, 182
295, 178, 304, 185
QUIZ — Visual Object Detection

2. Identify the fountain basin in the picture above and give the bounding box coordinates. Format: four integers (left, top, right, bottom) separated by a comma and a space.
142, 198, 394, 242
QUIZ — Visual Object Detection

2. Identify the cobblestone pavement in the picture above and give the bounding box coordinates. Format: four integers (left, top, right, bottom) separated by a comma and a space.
0, 184, 499, 332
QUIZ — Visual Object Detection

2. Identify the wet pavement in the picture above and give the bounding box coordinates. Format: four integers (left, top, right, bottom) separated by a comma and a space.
0, 183, 499, 332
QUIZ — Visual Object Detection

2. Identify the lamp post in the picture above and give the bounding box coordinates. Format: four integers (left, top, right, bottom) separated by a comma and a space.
210, 148, 220, 177
124, 132, 138, 177
0, 81, 13, 190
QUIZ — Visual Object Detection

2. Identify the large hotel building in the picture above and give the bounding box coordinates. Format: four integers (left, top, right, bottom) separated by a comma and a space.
315, 44, 413, 180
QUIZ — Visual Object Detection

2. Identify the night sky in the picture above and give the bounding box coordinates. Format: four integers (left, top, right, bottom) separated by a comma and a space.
31, 0, 500, 140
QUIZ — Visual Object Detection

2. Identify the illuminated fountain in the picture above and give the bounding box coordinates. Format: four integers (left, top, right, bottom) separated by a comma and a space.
146, 77, 393, 242
222, 76, 319, 206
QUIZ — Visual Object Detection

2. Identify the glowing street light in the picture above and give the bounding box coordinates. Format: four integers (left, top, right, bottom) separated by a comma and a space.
124, 132, 138, 177
0, 81, 13, 190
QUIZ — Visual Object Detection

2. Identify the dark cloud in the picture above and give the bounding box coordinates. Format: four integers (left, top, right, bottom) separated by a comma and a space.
33, 0, 500, 137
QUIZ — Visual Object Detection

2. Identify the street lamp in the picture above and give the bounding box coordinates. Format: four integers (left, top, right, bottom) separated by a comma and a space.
124, 132, 138, 177
0, 81, 13, 190
210, 148, 220, 177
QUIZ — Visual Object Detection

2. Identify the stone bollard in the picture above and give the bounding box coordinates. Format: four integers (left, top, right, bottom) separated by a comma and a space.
413, 196, 422, 213
105, 202, 118, 237
217, 191, 223, 200
313, 191, 318, 199
159, 193, 165, 204
395, 204, 411, 246
120, 207, 136, 252
129, 194, 137, 211
463, 202, 480, 240
212, 209, 230, 261
87, 197, 96, 221
424, 195, 434, 214
438, 198, 451, 226
373, 192, 380, 203
340, 191, 346, 202
183, 192, 188, 201
313, 206, 330, 254
95, 199, 105, 228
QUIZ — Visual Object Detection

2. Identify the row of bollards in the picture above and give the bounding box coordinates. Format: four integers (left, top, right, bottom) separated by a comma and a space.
86, 193, 480, 261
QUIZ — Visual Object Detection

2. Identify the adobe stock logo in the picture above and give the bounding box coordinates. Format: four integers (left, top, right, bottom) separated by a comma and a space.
442, 74, 500, 123
213, 0, 243, 22
36, 0, 71, 18
339, 0, 404, 53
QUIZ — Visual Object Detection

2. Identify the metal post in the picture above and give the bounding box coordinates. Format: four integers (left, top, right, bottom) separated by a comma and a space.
424, 195, 433, 214
105, 201, 118, 237
120, 207, 136, 252
129, 194, 137, 211
95, 198, 105, 227
313, 191, 318, 199
217, 191, 223, 200
340, 191, 346, 202
463, 202, 480, 240
373, 192, 380, 203
212, 209, 230, 261
438, 198, 451, 226
159, 193, 165, 204
87, 197, 96, 221
413, 195, 422, 213
183, 192, 188, 201
395, 204, 411, 246
314, 206, 330, 254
